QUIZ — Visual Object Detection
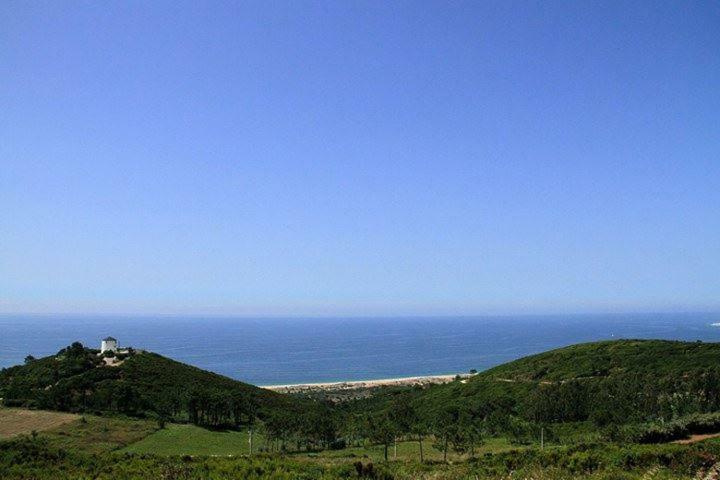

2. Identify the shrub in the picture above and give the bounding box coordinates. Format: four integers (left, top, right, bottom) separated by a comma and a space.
610, 412, 720, 444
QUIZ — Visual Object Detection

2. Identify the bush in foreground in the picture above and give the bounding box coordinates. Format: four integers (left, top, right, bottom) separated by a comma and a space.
3, 434, 720, 480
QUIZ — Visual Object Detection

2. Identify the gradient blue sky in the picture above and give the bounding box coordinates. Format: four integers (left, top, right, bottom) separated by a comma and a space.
1, 1, 719, 316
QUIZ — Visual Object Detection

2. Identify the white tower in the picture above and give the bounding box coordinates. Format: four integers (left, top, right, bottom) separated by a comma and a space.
101, 337, 118, 353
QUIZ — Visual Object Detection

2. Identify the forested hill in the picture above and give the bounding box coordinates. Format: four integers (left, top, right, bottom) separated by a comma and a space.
0, 343, 301, 426
414, 339, 720, 427
476, 339, 720, 382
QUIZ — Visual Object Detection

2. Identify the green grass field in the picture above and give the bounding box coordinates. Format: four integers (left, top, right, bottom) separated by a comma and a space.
120, 422, 523, 461
120, 424, 260, 456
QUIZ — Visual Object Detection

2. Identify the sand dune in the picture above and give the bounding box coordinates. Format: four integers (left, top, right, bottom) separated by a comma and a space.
263, 373, 471, 393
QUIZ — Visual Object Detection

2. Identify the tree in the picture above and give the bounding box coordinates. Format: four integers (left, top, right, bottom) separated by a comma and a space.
449, 407, 482, 457
390, 397, 426, 462
431, 407, 457, 462
157, 415, 167, 429
392, 397, 416, 436
412, 417, 430, 463
298, 404, 339, 451
65, 342, 86, 357
343, 413, 367, 448
367, 412, 397, 461
507, 415, 533, 445
230, 391, 253, 428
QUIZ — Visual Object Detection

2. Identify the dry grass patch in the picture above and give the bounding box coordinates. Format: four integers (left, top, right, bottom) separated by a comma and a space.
0, 408, 79, 439
43, 415, 159, 454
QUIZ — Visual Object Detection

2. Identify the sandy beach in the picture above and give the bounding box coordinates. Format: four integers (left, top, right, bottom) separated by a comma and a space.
262, 373, 471, 394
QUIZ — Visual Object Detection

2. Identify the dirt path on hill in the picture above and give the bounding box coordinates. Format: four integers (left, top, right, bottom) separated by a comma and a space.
673, 433, 720, 444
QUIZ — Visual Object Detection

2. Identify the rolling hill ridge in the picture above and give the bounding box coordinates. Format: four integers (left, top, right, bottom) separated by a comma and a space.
413, 339, 720, 427
0, 342, 300, 426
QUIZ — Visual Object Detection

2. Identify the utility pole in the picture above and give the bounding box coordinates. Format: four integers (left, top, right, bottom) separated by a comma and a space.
540, 427, 544, 450
394, 438, 397, 459
249, 428, 253, 455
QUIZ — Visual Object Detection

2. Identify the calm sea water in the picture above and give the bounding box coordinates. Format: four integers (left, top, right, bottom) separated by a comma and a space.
1, 313, 719, 386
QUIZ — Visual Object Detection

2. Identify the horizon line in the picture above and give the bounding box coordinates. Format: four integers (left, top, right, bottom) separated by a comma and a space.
1, 308, 719, 319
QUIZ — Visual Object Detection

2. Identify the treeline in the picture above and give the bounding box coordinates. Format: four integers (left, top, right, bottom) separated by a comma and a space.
522, 369, 720, 425
335, 369, 720, 460
345, 392, 548, 461
387, 369, 720, 452
259, 403, 343, 451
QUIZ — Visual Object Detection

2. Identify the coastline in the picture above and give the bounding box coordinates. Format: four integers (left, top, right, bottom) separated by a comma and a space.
262, 373, 472, 393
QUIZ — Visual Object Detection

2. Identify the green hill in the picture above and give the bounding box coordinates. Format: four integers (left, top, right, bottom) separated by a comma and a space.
414, 339, 720, 427
0, 342, 298, 426
477, 339, 720, 381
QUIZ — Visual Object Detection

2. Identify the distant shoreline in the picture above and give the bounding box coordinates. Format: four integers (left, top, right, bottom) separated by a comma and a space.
262, 373, 472, 393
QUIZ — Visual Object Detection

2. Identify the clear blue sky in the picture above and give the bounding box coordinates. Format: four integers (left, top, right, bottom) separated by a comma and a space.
1, 1, 718, 316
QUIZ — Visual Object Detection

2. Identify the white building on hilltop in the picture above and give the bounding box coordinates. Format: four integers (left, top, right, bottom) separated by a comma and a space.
101, 337, 118, 353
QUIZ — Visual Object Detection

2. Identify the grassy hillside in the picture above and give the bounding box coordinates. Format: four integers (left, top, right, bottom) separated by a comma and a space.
413, 339, 720, 429
42, 414, 159, 454
0, 342, 298, 425
120, 423, 254, 456
479, 339, 720, 381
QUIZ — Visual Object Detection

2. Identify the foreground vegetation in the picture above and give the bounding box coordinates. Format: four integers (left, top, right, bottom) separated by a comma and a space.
5, 339, 720, 478
4, 433, 720, 479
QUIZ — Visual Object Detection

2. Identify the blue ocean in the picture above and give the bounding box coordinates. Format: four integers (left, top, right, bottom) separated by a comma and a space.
1, 313, 719, 386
